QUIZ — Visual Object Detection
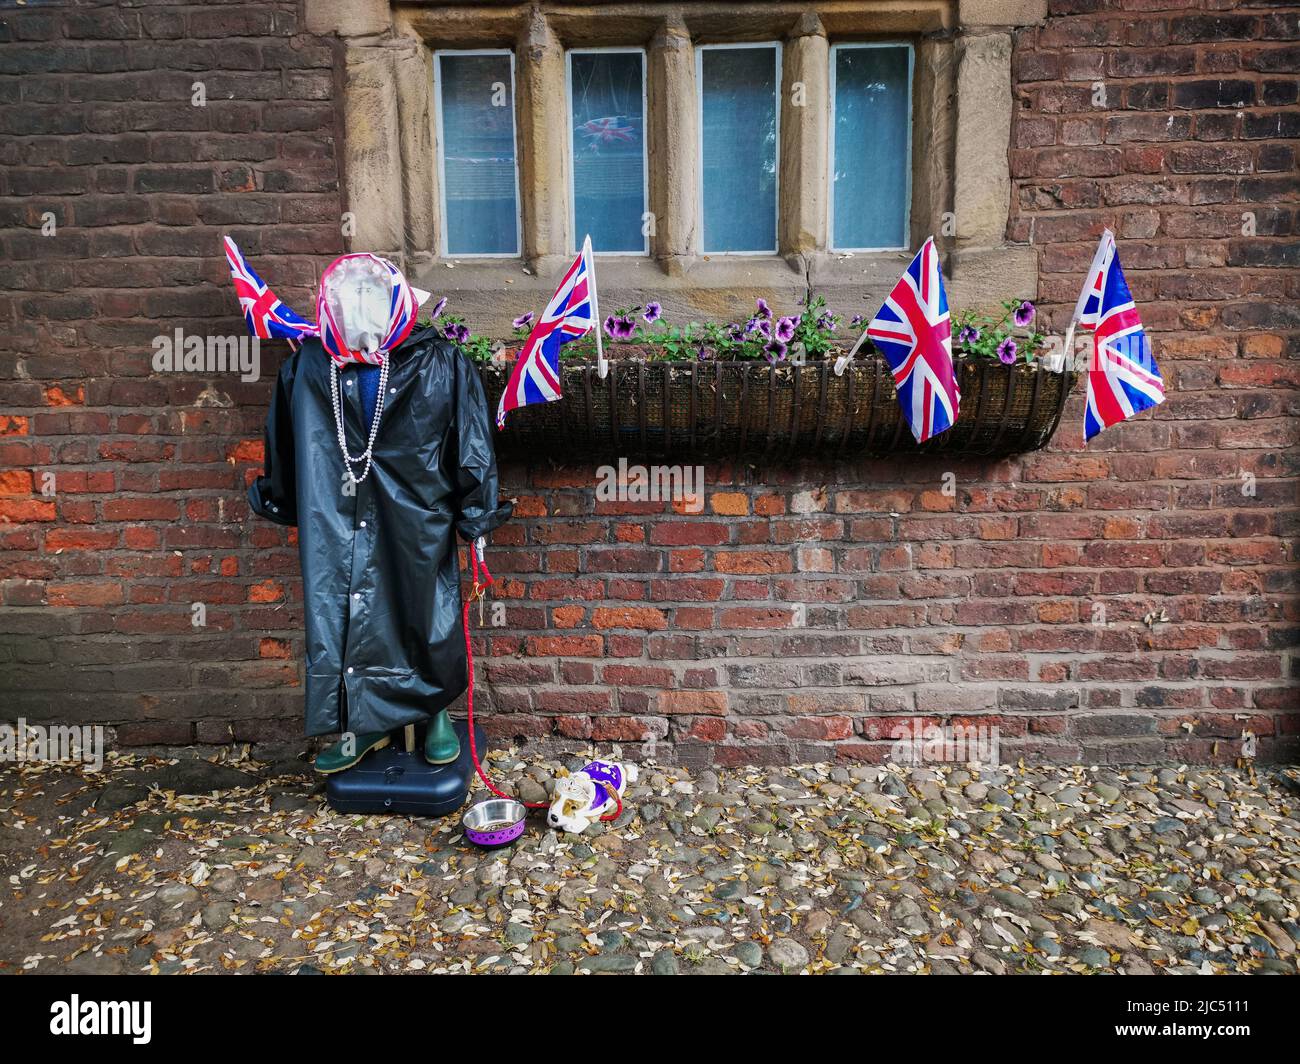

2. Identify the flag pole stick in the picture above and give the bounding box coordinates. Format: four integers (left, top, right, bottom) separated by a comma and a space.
1062, 228, 1111, 375
834, 326, 871, 377
1058, 319, 1077, 375
585, 235, 607, 380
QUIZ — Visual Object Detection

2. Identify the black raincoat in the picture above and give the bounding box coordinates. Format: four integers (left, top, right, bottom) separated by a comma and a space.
248, 327, 512, 737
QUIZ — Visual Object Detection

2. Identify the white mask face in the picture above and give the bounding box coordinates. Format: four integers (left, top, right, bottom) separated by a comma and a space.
322, 257, 393, 356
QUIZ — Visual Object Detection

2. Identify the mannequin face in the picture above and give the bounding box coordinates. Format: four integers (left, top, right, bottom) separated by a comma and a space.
322, 257, 393, 357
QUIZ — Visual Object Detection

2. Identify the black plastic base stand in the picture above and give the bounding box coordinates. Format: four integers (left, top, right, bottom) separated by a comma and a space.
324, 717, 484, 817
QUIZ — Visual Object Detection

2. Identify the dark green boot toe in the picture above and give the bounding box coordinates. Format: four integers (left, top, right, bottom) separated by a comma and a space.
314, 730, 391, 774
423, 710, 460, 766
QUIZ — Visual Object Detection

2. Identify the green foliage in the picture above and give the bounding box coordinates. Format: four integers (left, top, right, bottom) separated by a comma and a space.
952, 299, 1045, 365
423, 292, 1045, 366
600, 293, 849, 364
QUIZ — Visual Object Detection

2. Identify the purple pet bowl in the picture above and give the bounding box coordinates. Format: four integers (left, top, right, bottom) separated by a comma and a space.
461, 798, 527, 848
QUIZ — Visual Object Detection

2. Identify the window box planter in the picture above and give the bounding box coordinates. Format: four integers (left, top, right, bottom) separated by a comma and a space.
480, 356, 1075, 462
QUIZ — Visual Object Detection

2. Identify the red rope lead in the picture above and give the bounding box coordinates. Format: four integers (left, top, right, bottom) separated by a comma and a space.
462, 548, 622, 822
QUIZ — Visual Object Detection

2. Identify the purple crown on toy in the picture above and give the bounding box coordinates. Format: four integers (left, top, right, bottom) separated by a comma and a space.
579, 761, 625, 810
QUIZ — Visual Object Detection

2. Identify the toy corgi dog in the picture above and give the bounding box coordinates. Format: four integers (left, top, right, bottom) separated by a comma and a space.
547, 760, 638, 833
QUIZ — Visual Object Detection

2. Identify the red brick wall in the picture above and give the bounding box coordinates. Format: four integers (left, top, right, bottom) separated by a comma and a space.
998, 0, 1299, 762
0, 1, 342, 747
1, 1, 1296, 763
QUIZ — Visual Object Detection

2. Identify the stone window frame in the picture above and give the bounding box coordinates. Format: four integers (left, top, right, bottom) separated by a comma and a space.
308, 0, 1047, 334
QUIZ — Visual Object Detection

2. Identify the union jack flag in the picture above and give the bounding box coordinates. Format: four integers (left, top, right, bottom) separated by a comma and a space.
578, 116, 637, 148
866, 237, 960, 443
1073, 229, 1164, 441
222, 236, 315, 341
496, 238, 597, 430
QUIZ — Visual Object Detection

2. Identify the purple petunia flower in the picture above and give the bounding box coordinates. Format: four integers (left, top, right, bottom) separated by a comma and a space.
816, 314, 835, 332
614, 315, 637, 340
513, 311, 535, 330
764, 339, 788, 363
726, 322, 745, 343
445, 321, 470, 344
429, 296, 448, 321
1012, 300, 1035, 327
774, 316, 797, 343
643, 302, 662, 324
850, 314, 865, 329
695, 344, 714, 362
996, 338, 1017, 364
958, 325, 980, 346
746, 317, 771, 341
755, 298, 772, 319
604, 315, 636, 340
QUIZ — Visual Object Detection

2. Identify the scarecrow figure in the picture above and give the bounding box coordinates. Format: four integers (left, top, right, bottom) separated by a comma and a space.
228, 239, 511, 772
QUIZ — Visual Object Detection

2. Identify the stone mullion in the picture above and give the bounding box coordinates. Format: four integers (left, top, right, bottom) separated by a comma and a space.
515, 10, 569, 265
779, 14, 829, 259
648, 16, 698, 268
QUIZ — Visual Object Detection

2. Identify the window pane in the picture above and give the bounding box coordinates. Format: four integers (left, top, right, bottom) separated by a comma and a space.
437, 53, 519, 256
832, 45, 910, 250
569, 51, 646, 254
699, 46, 778, 253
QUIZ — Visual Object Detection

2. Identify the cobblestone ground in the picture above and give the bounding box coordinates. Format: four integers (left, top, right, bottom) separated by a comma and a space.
1, 750, 1298, 975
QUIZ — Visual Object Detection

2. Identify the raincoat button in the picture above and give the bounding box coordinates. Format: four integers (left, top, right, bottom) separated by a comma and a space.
347, 667, 354, 674
353, 593, 361, 600
359, 520, 367, 528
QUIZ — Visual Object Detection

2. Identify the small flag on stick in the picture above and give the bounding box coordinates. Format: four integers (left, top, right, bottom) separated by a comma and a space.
1068, 229, 1164, 441
496, 236, 599, 429
864, 237, 961, 443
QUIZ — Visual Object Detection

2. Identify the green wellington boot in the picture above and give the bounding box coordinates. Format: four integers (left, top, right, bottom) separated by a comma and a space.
423, 709, 460, 766
314, 730, 391, 774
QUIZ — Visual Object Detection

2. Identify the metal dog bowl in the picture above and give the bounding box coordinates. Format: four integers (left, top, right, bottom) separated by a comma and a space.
461, 798, 527, 848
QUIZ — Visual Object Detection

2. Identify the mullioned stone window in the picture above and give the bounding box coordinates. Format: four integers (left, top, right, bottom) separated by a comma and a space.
306, 0, 1048, 333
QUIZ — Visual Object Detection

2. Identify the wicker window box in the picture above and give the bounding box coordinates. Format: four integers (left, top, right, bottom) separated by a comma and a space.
481, 355, 1075, 461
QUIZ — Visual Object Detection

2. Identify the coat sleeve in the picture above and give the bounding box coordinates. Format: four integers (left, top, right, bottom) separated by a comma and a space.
247, 349, 299, 527
450, 345, 512, 541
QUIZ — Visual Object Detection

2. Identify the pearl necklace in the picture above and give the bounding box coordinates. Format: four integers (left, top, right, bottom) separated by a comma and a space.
329, 356, 389, 485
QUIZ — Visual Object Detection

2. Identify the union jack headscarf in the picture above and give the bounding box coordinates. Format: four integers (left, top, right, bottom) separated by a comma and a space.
223, 236, 430, 367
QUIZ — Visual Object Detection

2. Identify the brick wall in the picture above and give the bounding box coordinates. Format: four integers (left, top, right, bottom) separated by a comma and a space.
998, 0, 1299, 762
1, 1, 1296, 764
0, 1, 342, 747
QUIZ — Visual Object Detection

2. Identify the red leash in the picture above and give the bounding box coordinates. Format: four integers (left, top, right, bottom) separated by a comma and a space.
462, 548, 622, 822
